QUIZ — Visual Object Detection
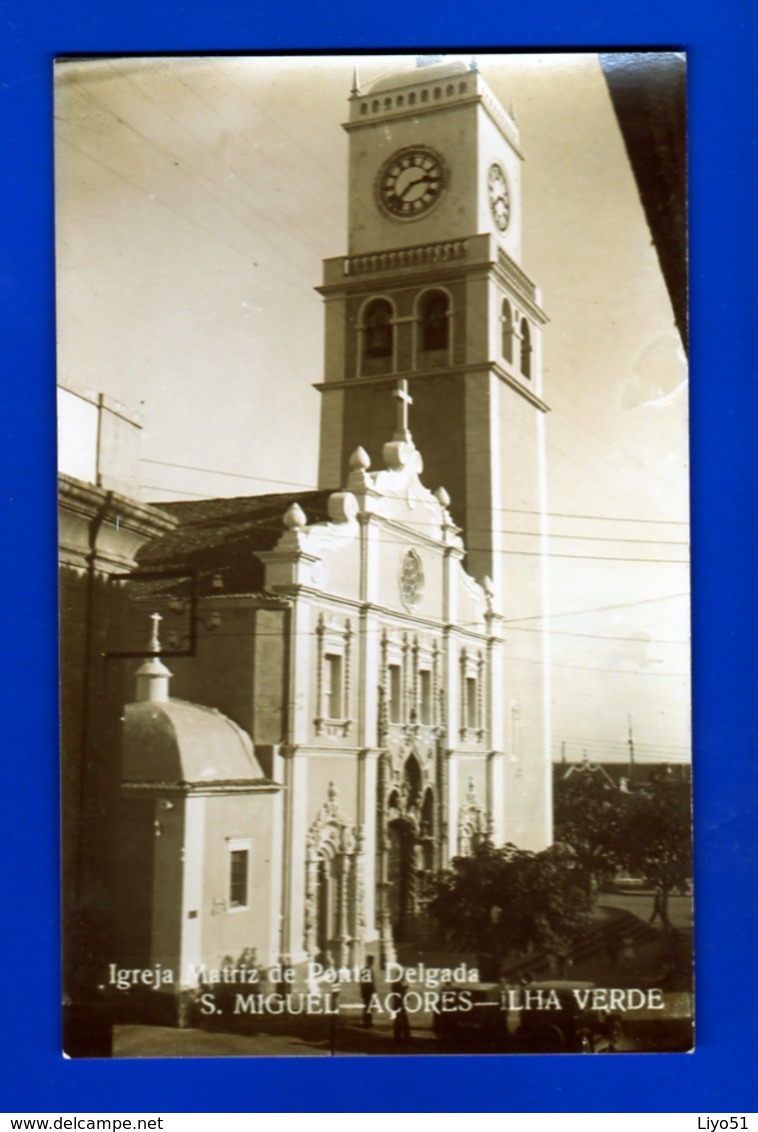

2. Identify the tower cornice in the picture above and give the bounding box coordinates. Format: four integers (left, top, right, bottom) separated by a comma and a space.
313, 363, 550, 414
344, 70, 522, 157
318, 245, 547, 325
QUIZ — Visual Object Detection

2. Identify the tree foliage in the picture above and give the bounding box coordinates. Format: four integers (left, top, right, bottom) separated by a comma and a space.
429, 842, 593, 960
430, 772, 692, 962
553, 770, 627, 896
554, 768, 692, 923
621, 778, 692, 917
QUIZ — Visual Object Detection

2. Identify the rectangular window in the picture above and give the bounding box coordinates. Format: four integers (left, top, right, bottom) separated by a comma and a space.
228, 847, 249, 909
389, 664, 402, 723
324, 653, 343, 719
419, 669, 432, 725
466, 676, 478, 730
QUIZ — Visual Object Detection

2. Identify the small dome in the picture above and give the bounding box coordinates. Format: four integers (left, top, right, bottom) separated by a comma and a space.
369, 59, 469, 94
123, 700, 265, 784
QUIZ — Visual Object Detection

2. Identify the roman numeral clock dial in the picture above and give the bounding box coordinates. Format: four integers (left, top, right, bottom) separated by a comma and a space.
376, 146, 446, 220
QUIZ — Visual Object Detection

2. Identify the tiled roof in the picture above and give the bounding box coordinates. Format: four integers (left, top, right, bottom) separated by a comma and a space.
136, 490, 332, 596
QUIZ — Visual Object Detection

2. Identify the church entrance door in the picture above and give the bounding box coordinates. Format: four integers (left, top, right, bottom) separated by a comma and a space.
386, 817, 417, 943
304, 782, 365, 967
315, 855, 337, 960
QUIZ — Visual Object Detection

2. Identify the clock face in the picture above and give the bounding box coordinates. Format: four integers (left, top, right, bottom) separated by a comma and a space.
488, 162, 511, 232
377, 146, 446, 221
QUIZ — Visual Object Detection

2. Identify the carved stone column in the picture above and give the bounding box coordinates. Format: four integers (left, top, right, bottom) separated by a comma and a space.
337, 844, 351, 967
350, 826, 366, 966
377, 877, 396, 968
303, 838, 319, 959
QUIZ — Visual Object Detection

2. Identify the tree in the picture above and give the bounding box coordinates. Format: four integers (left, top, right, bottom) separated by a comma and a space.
553, 770, 628, 900
429, 842, 593, 965
620, 776, 692, 926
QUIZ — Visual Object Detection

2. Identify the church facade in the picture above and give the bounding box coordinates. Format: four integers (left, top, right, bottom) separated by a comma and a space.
115, 57, 552, 1003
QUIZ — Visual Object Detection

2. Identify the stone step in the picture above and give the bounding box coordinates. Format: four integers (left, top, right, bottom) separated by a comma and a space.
499, 910, 659, 982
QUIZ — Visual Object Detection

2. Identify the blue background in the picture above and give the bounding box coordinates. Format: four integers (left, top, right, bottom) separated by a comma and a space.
1, 0, 756, 1113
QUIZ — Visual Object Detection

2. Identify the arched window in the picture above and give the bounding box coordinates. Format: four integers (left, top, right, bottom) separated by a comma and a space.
520, 318, 532, 379
501, 299, 514, 364
418, 289, 450, 368
361, 298, 394, 376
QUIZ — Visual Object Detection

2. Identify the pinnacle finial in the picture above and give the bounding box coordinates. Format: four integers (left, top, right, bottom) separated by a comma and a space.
351, 65, 361, 96
350, 445, 371, 471
283, 502, 307, 530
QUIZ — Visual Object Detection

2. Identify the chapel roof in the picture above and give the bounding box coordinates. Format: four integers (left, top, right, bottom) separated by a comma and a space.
123, 698, 271, 786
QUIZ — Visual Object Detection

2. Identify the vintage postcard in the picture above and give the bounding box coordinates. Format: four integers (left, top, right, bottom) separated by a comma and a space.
56, 52, 691, 1057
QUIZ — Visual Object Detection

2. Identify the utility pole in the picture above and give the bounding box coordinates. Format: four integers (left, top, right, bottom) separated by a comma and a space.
627, 713, 635, 788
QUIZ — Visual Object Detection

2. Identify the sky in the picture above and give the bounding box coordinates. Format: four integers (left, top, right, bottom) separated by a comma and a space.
54, 53, 690, 765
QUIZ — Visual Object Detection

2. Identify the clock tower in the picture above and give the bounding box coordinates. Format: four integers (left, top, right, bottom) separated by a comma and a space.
316, 57, 551, 849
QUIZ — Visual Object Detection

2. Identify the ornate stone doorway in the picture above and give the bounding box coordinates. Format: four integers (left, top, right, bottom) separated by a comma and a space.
377, 748, 438, 957
304, 782, 365, 967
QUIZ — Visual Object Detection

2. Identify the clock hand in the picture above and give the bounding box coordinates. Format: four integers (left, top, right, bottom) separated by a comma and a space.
398, 172, 441, 200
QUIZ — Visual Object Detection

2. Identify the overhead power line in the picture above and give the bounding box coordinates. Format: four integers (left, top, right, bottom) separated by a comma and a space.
141, 456, 689, 529
71, 81, 322, 292
58, 135, 316, 302
140, 498, 688, 566
553, 736, 690, 753
509, 624, 689, 646
503, 592, 689, 624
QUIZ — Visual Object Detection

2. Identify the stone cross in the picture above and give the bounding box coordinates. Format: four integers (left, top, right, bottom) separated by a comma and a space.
393, 378, 413, 441
148, 611, 162, 653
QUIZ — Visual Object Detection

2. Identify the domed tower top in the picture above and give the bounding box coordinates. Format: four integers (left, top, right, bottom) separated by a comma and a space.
369, 57, 469, 92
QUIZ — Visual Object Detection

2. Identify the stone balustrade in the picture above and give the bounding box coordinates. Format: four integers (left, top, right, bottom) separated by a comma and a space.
344, 239, 468, 276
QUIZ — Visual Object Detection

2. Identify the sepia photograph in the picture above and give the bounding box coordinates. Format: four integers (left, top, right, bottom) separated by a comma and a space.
56, 52, 691, 1058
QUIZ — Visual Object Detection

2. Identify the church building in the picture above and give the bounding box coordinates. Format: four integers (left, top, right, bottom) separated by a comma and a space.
114, 57, 552, 1009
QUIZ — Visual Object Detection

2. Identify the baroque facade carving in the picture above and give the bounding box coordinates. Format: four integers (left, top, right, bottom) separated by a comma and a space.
304, 782, 364, 966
